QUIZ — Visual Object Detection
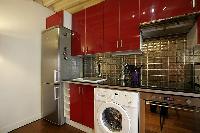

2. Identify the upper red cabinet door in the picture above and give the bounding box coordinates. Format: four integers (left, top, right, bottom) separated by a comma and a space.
72, 10, 85, 56
120, 0, 140, 51
195, 0, 200, 11
140, 0, 161, 23
86, 2, 104, 54
163, 0, 194, 17
140, 0, 195, 23
104, 0, 120, 52
69, 83, 82, 124
46, 11, 63, 29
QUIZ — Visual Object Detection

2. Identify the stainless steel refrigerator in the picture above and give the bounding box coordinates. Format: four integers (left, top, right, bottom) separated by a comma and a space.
41, 27, 82, 125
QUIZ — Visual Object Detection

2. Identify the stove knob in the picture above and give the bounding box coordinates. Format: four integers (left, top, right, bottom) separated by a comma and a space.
186, 99, 191, 105
159, 96, 162, 100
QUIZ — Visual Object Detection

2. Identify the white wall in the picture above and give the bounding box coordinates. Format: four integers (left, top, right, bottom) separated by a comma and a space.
0, 0, 53, 132
64, 11, 72, 30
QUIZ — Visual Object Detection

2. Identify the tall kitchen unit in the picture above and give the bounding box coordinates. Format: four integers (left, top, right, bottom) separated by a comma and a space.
41, 27, 82, 125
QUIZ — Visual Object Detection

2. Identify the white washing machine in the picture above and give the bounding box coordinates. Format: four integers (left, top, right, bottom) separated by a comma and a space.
94, 87, 139, 133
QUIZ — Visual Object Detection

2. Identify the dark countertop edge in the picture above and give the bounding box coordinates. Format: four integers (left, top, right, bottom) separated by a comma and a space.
62, 81, 200, 98
98, 84, 200, 98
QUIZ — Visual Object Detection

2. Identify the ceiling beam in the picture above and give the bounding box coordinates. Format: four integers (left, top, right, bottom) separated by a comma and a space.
33, 0, 43, 5
53, 0, 88, 12
43, 0, 60, 7
66, 0, 104, 14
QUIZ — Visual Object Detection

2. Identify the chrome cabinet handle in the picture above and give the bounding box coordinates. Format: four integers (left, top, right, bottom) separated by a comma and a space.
82, 47, 85, 53
192, 0, 196, 8
85, 46, 88, 54
54, 70, 59, 83
120, 40, 123, 47
79, 87, 81, 94
117, 40, 119, 48
54, 87, 59, 100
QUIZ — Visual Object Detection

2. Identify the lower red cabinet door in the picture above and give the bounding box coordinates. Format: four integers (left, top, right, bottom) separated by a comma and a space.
70, 84, 94, 129
82, 100, 94, 128
70, 84, 82, 123
81, 85, 94, 128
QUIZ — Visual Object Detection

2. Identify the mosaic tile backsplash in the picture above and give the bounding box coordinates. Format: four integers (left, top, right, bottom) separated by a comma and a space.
83, 34, 200, 92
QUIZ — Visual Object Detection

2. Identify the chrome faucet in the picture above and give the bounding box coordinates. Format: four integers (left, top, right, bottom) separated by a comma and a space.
120, 63, 128, 81
96, 61, 102, 77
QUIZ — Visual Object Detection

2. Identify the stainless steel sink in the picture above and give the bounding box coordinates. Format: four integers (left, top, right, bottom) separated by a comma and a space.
72, 77, 107, 83
83, 77, 103, 81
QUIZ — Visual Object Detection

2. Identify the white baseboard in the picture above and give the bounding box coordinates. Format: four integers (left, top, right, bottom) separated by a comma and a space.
0, 113, 42, 133
67, 120, 94, 133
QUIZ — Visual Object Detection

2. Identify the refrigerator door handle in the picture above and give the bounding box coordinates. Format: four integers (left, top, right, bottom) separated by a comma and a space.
54, 70, 59, 83
54, 87, 59, 100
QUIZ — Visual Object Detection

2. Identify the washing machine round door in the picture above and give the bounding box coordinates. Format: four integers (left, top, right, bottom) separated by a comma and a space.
97, 102, 131, 133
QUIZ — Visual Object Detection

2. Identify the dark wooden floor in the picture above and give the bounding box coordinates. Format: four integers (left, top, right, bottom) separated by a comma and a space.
10, 119, 85, 133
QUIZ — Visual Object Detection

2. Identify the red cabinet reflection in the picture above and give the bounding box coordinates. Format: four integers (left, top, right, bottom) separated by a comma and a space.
140, 0, 195, 23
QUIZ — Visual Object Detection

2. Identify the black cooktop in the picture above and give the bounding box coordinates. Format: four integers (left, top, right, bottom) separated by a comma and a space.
99, 80, 139, 87
99, 79, 200, 94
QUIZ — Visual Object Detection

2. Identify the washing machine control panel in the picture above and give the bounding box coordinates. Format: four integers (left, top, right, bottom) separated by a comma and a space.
112, 90, 139, 108
95, 88, 112, 102
95, 88, 139, 108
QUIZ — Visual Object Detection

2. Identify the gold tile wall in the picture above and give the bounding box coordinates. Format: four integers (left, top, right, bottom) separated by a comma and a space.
84, 34, 200, 92
142, 35, 186, 89
84, 54, 143, 80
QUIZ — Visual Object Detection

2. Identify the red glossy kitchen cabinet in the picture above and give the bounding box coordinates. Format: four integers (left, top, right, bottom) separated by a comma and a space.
119, 0, 140, 51
46, 10, 71, 29
70, 83, 82, 124
194, 0, 200, 12
104, 0, 140, 52
72, 2, 104, 55
86, 2, 104, 54
46, 11, 63, 29
81, 85, 94, 128
140, 0, 196, 23
69, 83, 94, 129
72, 10, 85, 56
103, 0, 119, 52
